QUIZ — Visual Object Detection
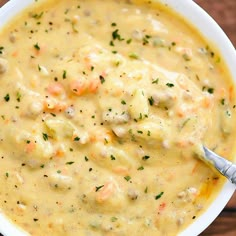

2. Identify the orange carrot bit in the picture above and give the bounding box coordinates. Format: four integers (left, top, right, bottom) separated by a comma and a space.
158, 202, 166, 212
43, 99, 67, 113
12, 51, 18, 57
70, 79, 88, 96
47, 83, 65, 96
229, 85, 234, 102
176, 140, 189, 148
55, 149, 65, 158
112, 166, 129, 175
88, 77, 101, 93
96, 181, 116, 203
25, 142, 36, 154
191, 162, 200, 175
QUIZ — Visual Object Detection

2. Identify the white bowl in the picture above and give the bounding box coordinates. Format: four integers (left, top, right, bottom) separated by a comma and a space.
0, 0, 235, 235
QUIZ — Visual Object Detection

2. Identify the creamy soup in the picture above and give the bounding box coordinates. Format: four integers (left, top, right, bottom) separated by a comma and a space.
0, 0, 235, 235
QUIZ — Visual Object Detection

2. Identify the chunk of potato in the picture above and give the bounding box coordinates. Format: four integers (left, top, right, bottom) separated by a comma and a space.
129, 89, 149, 120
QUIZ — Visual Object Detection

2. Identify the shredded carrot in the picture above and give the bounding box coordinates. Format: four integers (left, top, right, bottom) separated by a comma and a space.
158, 202, 166, 211
229, 85, 234, 102
25, 142, 36, 153
70, 79, 88, 96
88, 77, 101, 93
96, 181, 116, 203
11, 51, 18, 57
112, 166, 129, 175
191, 162, 200, 174
47, 83, 65, 96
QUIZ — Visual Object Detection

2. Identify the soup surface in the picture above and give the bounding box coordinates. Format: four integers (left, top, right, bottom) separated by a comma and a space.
0, 0, 236, 235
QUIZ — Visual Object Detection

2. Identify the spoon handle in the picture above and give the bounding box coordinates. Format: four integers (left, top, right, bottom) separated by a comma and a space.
203, 146, 236, 185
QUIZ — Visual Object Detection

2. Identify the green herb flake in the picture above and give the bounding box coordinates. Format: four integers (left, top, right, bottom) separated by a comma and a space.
42, 133, 48, 141
73, 136, 80, 141
221, 98, 225, 105
155, 191, 164, 200
63, 70, 67, 79
137, 166, 144, 171
110, 155, 116, 160
142, 155, 150, 160
148, 96, 154, 106
111, 217, 118, 222
34, 43, 40, 50
182, 53, 191, 61
207, 88, 214, 94
129, 53, 139, 59
5, 172, 9, 178
26, 140, 31, 144
66, 161, 74, 165
124, 175, 131, 182
112, 29, 124, 41
121, 100, 126, 105
126, 38, 132, 44
166, 83, 174, 88
111, 22, 117, 27
84, 156, 89, 162
32, 11, 44, 19
4, 93, 10, 102
152, 78, 159, 84
95, 185, 104, 192
57, 170, 61, 174
16, 92, 22, 102
144, 186, 148, 193
99, 75, 105, 84
0, 46, 4, 54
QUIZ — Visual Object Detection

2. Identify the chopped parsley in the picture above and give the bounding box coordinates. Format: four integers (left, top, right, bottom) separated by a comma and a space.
32, 11, 44, 19
221, 98, 225, 105
0, 46, 4, 54
4, 93, 10, 102
42, 133, 48, 141
207, 88, 214, 94
110, 155, 116, 160
124, 175, 131, 181
152, 78, 159, 84
155, 191, 164, 200
111, 217, 118, 222
99, 75, 105, 84
166, 83, 174, 88
111, 22, 117, 27
63, 70, 67, 79
148, 96, 154, 106
121, 100, 126, 105
95, 185, 104, 192
112, 29, 124, 41
66, 162, 74, 165
34, 43, 40, 50
129, 53, 139, 59
16, 91, 22, 102
137, 166, 144, 171
84, 156, 89, 162
142, 155, 150, 160
126, 38, 132, 44
73, 136, 80, 141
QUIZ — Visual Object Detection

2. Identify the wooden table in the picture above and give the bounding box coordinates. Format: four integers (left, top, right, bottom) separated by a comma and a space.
0, 0, 236, 235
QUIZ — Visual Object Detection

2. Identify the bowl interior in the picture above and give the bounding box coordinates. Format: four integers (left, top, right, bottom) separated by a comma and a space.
0, 0, 235, 235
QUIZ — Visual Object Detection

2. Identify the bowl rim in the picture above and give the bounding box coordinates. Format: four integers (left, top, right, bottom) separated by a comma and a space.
0, 0, 235, 235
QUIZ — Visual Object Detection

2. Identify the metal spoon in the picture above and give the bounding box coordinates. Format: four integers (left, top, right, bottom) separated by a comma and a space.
202, 146, 236, 186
